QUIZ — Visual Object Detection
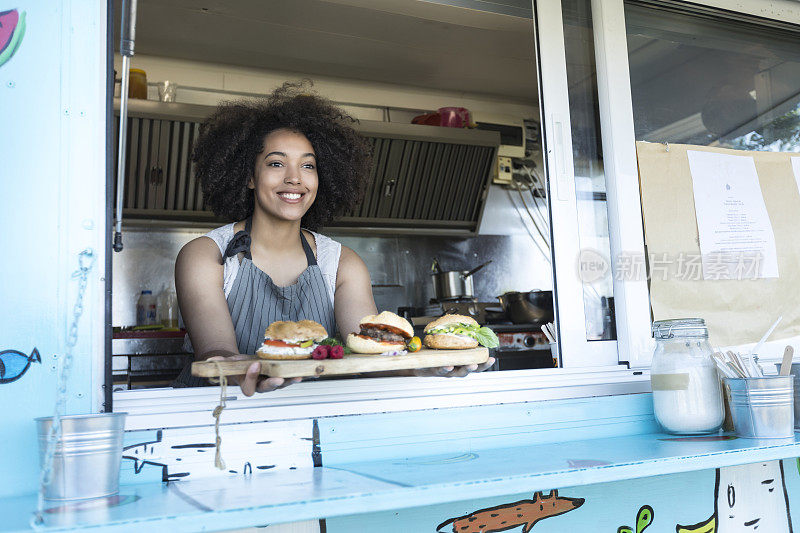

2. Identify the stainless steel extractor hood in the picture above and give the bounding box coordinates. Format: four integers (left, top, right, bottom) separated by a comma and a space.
113, 99, 499, 235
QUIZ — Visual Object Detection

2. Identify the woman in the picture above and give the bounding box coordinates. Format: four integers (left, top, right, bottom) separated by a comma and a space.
175, 83, 492, 395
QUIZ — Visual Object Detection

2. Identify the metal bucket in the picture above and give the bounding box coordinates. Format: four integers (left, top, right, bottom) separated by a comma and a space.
724, 377, 794, 439
35, 413, 127, 500
774, 363, 800, 429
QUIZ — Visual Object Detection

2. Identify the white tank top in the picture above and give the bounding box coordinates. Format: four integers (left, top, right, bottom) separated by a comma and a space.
203, 222, 341, 304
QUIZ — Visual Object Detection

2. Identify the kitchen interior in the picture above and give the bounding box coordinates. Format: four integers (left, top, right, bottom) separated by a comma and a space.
110, 0, 615, 389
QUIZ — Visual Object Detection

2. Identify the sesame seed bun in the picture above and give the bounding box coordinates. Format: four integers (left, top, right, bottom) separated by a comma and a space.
264, 320, 328, 343
424, 314, 479, 333
423, 333, 479, 350
359, 311, 413, 339
346, 333, 406, 354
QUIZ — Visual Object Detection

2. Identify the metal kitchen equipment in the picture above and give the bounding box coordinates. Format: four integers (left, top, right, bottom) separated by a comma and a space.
724, 376, 794, 438
112, 330, 193, 390
497, 291, 554, 325
431, 259, 492, 301
775, 362, 800, 429
439, 300, 502, 324
114, 99, 500, 236
113, 0, 138, 252
491, 323, 556, 371
36, 413, 127, 500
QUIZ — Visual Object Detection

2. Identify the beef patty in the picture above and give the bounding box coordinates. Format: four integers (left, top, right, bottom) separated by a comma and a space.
359, 326, 405, 343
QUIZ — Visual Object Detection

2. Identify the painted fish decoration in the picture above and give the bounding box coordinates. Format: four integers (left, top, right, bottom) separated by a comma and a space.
0, 347, 41, 384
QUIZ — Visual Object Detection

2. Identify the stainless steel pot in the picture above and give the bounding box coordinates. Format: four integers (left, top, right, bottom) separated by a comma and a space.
498, 290, 554, 325
431, 259, 492, 301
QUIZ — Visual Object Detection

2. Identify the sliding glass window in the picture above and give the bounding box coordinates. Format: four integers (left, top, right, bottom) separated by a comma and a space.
625, 2, 800, 152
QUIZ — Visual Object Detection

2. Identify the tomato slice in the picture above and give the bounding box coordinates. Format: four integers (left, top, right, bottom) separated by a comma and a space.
263, 339, 300, 348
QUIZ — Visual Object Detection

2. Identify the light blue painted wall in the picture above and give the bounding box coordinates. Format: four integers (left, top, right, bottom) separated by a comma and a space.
0, 1, 107, 498
328, 460, 800, 532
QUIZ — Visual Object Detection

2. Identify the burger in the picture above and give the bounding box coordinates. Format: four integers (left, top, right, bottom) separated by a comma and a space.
255, 320, 328, 360
346, 311, 414, 354
424, 314, 499, 349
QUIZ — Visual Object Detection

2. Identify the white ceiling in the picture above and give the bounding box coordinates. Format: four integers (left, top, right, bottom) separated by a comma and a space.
116, 0, 538, 102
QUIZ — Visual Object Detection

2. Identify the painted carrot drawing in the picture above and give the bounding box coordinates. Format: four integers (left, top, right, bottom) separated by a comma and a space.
436, 490, 585, 533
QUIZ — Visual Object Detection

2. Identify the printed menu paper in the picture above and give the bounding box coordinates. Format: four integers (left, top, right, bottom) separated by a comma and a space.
687, 150, 778, 279
792, 157, 800, 196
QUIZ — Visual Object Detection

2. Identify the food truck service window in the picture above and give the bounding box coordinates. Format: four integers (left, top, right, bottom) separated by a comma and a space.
109, 0, 800, 425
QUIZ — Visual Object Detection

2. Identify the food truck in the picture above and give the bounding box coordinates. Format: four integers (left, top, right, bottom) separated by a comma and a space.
2, 0, 800, 531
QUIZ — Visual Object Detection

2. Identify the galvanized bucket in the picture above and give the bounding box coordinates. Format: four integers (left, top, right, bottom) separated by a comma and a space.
775, 363, 800, 429
724, 377, 794, 439
36, 413, 127, 500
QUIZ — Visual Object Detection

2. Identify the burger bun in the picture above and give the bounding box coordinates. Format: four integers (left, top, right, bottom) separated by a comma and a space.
346, 333, 405, 354
264, 320, 327, 343
359, 311, 413, 339
423, 333, 479, 350
424, 314, 479, 333
255, 344, 314, 360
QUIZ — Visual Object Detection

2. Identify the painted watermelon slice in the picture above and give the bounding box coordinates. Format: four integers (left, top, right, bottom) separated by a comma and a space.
0, 9, 24, 67
0, 9, 19, 54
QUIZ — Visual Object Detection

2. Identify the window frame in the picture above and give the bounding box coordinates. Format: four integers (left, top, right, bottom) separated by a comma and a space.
106, 0, 800, 421
596, 0, 800, 369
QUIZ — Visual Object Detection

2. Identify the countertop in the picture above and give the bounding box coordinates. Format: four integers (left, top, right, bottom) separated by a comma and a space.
4, 430, 799, 532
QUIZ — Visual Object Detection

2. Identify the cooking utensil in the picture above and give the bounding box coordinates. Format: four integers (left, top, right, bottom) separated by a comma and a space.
498, 291, 554, 325
711, 353, 739, 379
780, 346, 794, 376
727, 350, 751, 378
540, 323, 555, 344
748, 315, 782, 375
431, 260, 493, 301
463, 260, 492, 278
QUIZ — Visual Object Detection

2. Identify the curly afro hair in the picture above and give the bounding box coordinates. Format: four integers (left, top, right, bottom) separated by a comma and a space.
192, 81, 372, 231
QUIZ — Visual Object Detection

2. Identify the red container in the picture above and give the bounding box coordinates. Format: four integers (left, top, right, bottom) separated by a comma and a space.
438, 107, 471, 128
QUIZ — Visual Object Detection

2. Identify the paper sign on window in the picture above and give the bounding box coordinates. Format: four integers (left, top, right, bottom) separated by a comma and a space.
687, 150, 779, 280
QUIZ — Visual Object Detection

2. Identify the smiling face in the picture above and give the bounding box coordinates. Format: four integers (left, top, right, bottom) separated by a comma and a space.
249, 128, 318, 224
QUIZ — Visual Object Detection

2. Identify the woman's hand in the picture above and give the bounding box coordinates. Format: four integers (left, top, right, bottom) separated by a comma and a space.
206, 355, 303, 396
410, 357, 496, 378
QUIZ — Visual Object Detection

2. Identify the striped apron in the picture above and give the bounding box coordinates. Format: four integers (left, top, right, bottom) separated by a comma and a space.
174, 218, 336, 387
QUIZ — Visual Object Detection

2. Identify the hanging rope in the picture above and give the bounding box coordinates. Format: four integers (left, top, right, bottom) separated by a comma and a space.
208, 361, 227, 470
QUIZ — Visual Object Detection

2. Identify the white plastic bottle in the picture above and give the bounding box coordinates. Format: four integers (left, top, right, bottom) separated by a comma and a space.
157, 287, 179, 328
136, 290, 157, 326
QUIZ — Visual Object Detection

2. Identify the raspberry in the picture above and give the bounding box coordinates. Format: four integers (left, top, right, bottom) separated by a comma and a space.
311, 345, 329, 360
329, 345, 344, 359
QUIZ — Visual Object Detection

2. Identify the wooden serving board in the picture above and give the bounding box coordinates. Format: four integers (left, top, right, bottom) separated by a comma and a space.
191, 347, 489, 379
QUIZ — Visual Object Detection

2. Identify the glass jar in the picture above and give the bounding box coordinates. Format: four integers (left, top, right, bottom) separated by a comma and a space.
650, 318, 724, 434
128, 68, 148, 100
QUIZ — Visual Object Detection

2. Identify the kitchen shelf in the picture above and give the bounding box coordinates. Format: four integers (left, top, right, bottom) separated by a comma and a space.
113, 329, 186, 340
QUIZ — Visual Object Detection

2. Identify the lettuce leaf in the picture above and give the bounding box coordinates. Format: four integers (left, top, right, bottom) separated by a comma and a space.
473, 326, 499, 348
428, 323, 499, 348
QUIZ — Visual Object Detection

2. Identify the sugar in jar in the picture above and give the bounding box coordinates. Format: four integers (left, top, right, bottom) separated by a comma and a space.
650, 318, 724, 434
